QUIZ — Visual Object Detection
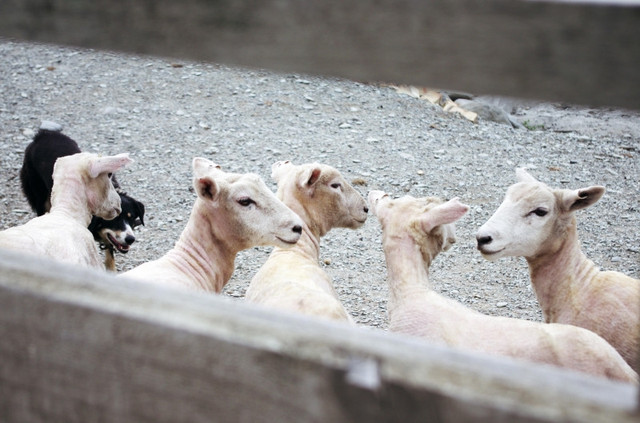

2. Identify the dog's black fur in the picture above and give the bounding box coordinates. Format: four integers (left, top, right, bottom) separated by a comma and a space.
20, 129, 145, 270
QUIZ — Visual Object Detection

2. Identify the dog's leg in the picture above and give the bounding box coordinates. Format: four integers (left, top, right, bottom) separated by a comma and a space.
105, 246, 116, 271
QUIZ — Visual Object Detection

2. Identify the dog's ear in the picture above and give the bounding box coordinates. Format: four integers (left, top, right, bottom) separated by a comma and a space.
87, 216, 105, 242
133, 200, 145, 226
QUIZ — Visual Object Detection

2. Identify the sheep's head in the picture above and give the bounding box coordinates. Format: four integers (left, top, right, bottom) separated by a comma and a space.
272, 160, 369, 236
369, 190, 468, 265
52, 152, 132, 221
192, 157, 303, 249
476, 168, 605, 261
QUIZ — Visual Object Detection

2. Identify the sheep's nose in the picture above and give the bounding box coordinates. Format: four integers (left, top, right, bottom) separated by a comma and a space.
363, 206, 369, 213
476, 235, 493, 248
125, 234, 136, 245
292, 225, 302, 234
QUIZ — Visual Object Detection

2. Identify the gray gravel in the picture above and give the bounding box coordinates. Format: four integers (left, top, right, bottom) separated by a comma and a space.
1, 40, 638, 330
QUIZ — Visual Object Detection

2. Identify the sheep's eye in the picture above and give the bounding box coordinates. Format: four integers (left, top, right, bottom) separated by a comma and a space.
237, 198, 255, 207
530, 207, 548, 217
331, 183, 341, 189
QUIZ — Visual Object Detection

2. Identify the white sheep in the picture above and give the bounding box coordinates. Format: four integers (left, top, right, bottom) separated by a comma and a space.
476, 168, 640, 372
0, 152, 132, 269
369, 190, 638, 383
244, 161, 369, 322
120, 158, 304, 292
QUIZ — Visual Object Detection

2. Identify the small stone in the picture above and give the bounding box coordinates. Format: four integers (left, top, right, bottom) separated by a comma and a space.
40, 120, 63, 132
496, 302, 508, 308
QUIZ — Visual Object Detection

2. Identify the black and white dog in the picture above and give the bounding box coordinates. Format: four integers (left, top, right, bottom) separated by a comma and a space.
20, 128, 145, 271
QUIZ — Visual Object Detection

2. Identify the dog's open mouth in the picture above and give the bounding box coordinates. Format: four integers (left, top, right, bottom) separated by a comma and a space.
107, 234, 131, 253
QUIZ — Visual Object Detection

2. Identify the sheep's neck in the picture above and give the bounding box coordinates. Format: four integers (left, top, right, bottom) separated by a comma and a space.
279, 198, 321, 260
382, 234, 433, 312
270, 222, 320, 264
49, 176, 92, 226
527, 221, 599, 323
165, 202, 235, 292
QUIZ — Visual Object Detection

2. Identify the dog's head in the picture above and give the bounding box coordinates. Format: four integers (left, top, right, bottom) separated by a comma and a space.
88, 191, 145, 253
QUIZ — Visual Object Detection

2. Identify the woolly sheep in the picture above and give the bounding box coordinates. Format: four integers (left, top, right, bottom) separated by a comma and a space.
245, 161, 369, 322
476, 168, 640, 372
120, 158, 304, 292
0, 152, 132, 269
369, 190, 637, 383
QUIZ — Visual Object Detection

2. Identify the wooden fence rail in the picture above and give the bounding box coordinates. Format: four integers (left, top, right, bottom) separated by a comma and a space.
0, 249, 637, 422
0, 0, 639, 109
0, 0, 639, 421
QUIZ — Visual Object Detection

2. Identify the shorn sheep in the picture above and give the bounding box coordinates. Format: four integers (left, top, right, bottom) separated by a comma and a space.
120, 158, 304, 292
20, 128, 146, 272
0, 152, 132, 269
369, 190, 637, 383
245, 161, 369, 322
476, 168, 640, 372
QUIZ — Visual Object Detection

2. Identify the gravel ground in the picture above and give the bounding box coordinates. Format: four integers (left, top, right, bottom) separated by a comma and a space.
1, 40, 638, 330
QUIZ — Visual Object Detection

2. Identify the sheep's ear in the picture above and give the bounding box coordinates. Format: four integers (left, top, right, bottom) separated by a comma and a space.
193, 157, 221, 178
298, 166, 322, 189
558, 186, 605, 213
419, 198, 469, 233
195, 176, 219, 201
271, 160, 293, 183
516, 167, 538, 183
89, 153, 132, 178
368, 190, 389, 217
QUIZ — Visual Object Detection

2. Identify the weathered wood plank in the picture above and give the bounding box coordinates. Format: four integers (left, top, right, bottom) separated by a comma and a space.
0, 0, 639, 109
0, 249, 637, 422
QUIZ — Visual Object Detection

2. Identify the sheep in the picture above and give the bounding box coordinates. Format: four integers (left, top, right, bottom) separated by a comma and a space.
369, 190, 638, 383
476, 168, 640, 372
244, 161, 369, 322
0, 152, 132, 269
119, 158, 304, 292
20, 128, 146, 272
